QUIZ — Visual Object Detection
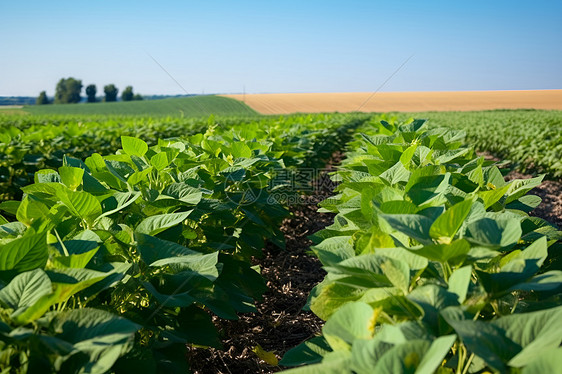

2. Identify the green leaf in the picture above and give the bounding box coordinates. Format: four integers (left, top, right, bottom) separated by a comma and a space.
381, 214, 434, 245
465, 217, 522, 249
59, 166, 84, 191
280, 336, 332, 366
478, 184, 510, 209
52, 308, 140, 373
415, 335, 457, 374
443, 318, 518, 372
429, 199, 473, 243
410, 239, 471, 264
135, 210, 192, 236
136, 233, 200, 265
282, 351, 351, 374
150, 152, 170, 171
448, 266, 472, 303
493, 305, 562, 367
521, 347, 562, 374
0, 230, 48, 272
121, 136, 148, 157
159, 183, 203, 205
323, 302, 374, 351
311, 236, 355, 266
372, 340, 431, 374
407, 285, 459, 329
62, 190, 103, 227
504, 176, 544, 204
0, 269, 52, 318
98, 191, 141, 220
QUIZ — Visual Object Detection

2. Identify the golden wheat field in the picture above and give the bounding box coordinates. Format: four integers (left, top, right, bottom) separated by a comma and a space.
222, 89, 562, 114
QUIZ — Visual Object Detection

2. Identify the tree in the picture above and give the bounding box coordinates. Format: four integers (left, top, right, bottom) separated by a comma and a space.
54, 77, 82, 104
85, 84, 97, 103
133, 94, 143, 101
121, 86, 135, 101
121, 86, 134, 101
104, 84, 118, 102
36, 91, 50, 105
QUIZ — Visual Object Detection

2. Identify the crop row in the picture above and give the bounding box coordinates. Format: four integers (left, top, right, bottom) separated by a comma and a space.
0, 114, 366, 373
0, 113, 358, 201
281, 118, 562, 373
403, 110, 562, 178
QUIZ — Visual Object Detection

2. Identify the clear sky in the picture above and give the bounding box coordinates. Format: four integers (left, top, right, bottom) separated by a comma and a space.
1, 0, 561, 96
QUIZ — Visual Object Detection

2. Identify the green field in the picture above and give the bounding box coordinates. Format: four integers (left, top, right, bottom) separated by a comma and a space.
21, 95, 257, 117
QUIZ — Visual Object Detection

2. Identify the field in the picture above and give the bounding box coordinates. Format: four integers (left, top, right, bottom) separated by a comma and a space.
0, 106, 561, 373
223, 89, 562, 114
20, 95, 258, 117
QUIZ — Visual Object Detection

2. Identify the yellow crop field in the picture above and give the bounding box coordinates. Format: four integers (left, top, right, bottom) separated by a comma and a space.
223, 89, 562, 114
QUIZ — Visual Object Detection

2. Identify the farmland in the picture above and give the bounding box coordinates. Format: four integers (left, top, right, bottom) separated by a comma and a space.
0, 108, 561, 373
223, 89, 562, 114
19, 95, 258, 117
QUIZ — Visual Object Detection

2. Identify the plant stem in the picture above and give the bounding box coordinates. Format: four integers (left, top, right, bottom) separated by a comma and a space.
461, 353, 475, 374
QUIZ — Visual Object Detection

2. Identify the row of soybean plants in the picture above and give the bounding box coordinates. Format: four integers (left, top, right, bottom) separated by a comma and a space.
0, 114, 235, 201
414, 110, 562, 178
0, 114, 366, 373
281, 118, 562, 373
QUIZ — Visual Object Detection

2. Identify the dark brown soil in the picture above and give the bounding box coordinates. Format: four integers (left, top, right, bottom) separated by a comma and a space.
187, 154, 342, 374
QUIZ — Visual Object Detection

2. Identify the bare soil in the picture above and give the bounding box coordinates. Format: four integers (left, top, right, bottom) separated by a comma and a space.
222, 90, 562, 114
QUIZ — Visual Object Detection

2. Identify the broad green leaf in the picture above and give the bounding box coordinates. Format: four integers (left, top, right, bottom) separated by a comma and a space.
478, 237, 549, 294
281, 351, 351, 374
0, 230, 48, 272
381, 214, 433, 245
0, 269, 52, 318
380, 259, 410, 293
477, 184, 510, 209
280, 336, 332, 366
98, 191, 141, 220
351, 338, 394, 373
372, 340, 431, 374
504, 176, 544, 204
443, 318, 518, 372
465, 217, 522, 249
135, 210, 192, 236
429, 199, 473, 243
34, 169, 61, 184
48, 268, 112, 305
310, 282, 367, 320
16, 196, 50, 226
311, 236, 354, 266
493, 305, 562, 367
121, 136, 148, 157
415, 335, 457, 374
407, 285, 459, 329
323, 302, 374, 351
136, 233, 200, 265
150, 152, 169, 171
52, 308, 140, 374
521, 347, 562, 374
379, 200, 418, 215
410, 239, 471, 264
127, 166, 153, 186
507, 270, 562, 292
448, 266, 472, 303
159, 183, 203, 205
59, 166, 84, 191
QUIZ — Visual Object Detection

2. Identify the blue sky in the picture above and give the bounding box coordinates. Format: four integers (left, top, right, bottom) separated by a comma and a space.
1, 0, 561, 96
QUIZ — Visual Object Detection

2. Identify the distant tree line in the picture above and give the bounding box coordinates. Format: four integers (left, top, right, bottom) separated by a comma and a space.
36, 77, 143, 105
